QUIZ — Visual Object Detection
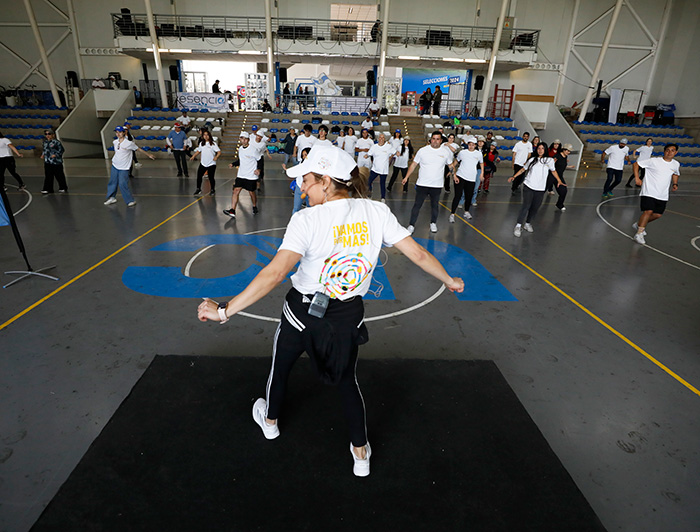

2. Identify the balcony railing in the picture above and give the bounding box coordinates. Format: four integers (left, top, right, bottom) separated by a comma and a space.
111, 13, 539, 52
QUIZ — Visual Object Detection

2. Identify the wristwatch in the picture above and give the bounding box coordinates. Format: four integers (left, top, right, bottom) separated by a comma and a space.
217, 301, 229, 324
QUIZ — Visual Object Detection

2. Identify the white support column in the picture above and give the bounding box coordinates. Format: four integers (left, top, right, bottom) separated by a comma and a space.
640, 0, 673, 111
66, 0, 85, 80
479, 0, 507, 118
144, 0, 168, 108
577, 0, 625, 122
16, 30, 70, 88
556, 0, 580, 105
22, 0, 61, 105
376, 0, 391, 107
264, 0, 275, 101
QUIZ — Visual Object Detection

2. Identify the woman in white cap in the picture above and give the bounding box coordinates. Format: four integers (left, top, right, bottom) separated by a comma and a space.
450, 135, 482, 222
224, 131, 260, 218
104, 126, 154, 207
197, 146, 464, 477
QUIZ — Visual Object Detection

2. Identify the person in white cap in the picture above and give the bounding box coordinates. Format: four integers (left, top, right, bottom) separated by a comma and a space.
197, 146, 464, 478
104, 126, 155, 207
601, 138, 630, 199
631, 143, 680, 245
449, 135, 482, 222
223, 131, 259, 218
250, 127, 271, 190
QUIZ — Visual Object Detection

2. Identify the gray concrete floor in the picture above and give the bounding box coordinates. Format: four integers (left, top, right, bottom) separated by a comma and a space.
1, 157, 699, 531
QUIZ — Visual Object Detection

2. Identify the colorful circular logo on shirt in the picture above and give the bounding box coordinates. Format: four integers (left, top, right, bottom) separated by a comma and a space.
319, 251, 373, 298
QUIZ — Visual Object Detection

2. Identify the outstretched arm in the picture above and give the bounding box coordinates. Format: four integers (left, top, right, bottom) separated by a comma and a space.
393, 236, 464, 293
401, 160, 419, 185
198, 249, 302, 322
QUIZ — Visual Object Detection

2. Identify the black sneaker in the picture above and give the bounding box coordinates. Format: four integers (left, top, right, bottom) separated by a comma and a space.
223, 208, 236, 218
253, 206, 259, 215
176, 172, 183, 177
209, 190, 215, 196
193, 188, 202, 196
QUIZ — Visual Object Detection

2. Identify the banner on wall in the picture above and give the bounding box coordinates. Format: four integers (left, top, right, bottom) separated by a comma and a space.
401, 69, 468, 95
176, 92, 228, 111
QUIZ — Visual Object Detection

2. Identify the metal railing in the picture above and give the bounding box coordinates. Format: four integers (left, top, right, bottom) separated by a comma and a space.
111, 13, 539, 51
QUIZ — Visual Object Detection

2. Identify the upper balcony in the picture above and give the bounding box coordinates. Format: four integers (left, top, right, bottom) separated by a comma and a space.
112, 13, 539, 71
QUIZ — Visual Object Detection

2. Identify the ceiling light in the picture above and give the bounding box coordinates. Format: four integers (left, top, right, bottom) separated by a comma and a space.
464, 59, 488, 63
168, 49, 192, 53
444, 58, 465, 62
238, 50, 264, 55
398, 55, 420, 60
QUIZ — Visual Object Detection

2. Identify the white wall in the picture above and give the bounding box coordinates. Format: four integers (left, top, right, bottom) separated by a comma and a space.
180, 60, 257, 92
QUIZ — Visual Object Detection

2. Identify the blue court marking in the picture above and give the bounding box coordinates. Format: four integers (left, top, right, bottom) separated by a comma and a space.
122, 235, 515, 302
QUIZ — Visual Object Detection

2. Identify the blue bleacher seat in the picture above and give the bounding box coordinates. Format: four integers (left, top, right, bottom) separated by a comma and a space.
281, 119, 290, 123
280, 128, 289, 133
271, 118, 280, 123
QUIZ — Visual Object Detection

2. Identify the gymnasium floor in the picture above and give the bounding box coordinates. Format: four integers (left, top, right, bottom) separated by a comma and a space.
1, 157, 699, 531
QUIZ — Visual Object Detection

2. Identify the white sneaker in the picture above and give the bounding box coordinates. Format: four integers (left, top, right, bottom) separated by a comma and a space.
407, 225, 415, 235
430, 223, 438, 233
104, 197, 117, 205
134, 162, 143, 168
633, 232, 646, 245
252, 398, 280, 440
514, 224, 522, 237
127, 201, 136, 207
465, 211, 473, 220
523, 223, 534, 233
471, 201, 478, 206
449, 214, 455, 223
350, 442, 371, 477
632, 222, 647, 236
380, 198, 386, 203
560, 207, 566, 212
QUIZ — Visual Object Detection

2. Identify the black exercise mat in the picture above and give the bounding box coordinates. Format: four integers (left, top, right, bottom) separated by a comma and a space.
32, 356, 606, 532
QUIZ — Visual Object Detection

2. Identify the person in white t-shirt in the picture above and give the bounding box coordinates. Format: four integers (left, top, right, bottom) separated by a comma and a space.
336, 129, 346, 151
402, 130, 454, 234
342, 126, 358, 158
223, 132, 260, 218
631, 143, 680, 245
315, 124, 333, 149
250, 127, 271, 190
443, 133, 460, 192
508, 142, 563, 237
293, 124, 317, 161
365, 133, 398, 202
197, 146, 464, 478
355, 129, 374, 180
387, 137, 414, 193
626, 138, 654, 187
360, 116, 374, 139
0, 131, 25, 190
367, 98, 381, 119
176, 111, 193, 133
510, 132, 532, 194
190, 129, 220, 196
449, 136, 482, 222
601, 138, 630, 199
104, 126, 155, 207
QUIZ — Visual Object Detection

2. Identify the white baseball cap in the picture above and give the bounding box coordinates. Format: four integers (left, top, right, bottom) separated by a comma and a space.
239, 131, 250, 139
620, 138, 628, 144
465, 135, 477, 144
286, 146, 357, 182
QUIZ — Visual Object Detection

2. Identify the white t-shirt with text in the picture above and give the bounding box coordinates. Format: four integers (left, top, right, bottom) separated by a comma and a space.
279, 198, 410, 300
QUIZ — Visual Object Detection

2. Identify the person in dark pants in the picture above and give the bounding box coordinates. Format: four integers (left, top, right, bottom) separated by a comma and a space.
0, 131, 26, 190
402, 131, 454, 234
432, 85, 442, 116
387, 137, 413, 193
167, 123, 190, 177
553, 143, 574, 211
41, 130, 67, 194
510, 132, 532, 194
508, 142, 564, 237
601, 138, 630, 199
197, 146, 464, 477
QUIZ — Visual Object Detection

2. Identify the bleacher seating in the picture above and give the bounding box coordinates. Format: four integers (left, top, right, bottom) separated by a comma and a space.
0, 106, 70, 155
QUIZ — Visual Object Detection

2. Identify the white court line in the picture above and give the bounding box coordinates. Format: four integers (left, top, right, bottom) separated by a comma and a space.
6, 185, 33, 215
691, 236, 700, 253
184, 245, 215, 277
596, 195, 700, 271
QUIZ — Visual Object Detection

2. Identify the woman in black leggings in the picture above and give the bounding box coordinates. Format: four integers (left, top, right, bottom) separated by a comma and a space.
387, 137, 413, 192
0, 131, 26, 190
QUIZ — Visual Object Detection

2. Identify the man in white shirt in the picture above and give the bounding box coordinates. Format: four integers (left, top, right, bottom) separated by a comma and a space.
365, 133, 398, 202
224, 132, 260, 219
367, 98, 381, 119
250, 126, 271, 190
176, 110, 193, 133
402, 131, 454, 233
355, 129, 374, 181
510, 131, 532, 194
601, 138, 630, 199
360, 115, 375, 139
293, 124, 317, 161
631, 143, 680, 244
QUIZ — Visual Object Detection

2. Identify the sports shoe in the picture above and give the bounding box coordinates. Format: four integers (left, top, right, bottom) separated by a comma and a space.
134, 162, 143, 168
633, 232, 646, 245
127, 201, 136, 207
465, 211, 473, 220
209, 190, 215, 196
407, 225, 415, 235
472, 201, 478, 206
514, 224, 522, 237
430, 223, 438, 233
608, 192, 614, 197
223, 208, 236, 218
449, 213, 455, 223
59, 189, 67, 193
548, 190, 555, 195
193, 188, 201, 196
104, 197, 117, 205
380, 198, 386, 203
41, 190, 50, 195
252, 398, 280, 440
523, 223, 534, 233
253, 206, 259, 215
632, 222, 647, 236
350, 442, 371, 477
